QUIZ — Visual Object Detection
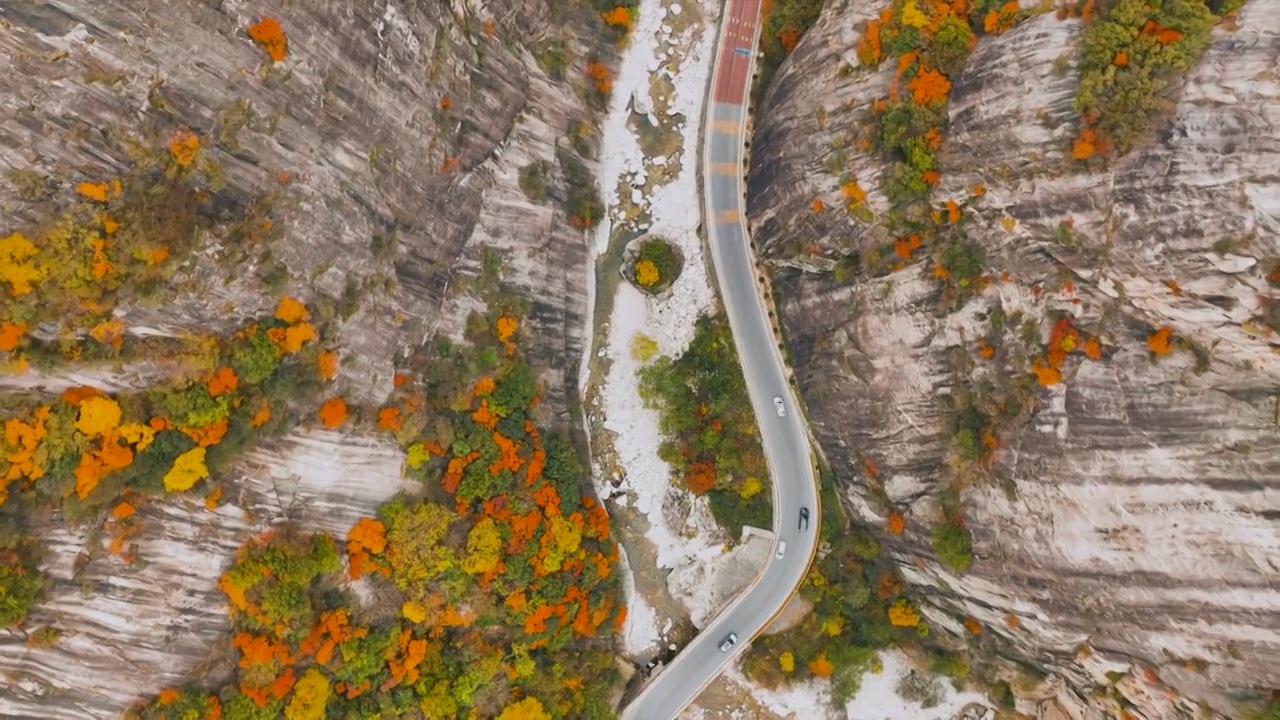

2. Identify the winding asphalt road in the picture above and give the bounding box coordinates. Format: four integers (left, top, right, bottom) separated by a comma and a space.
621, 0, 820, 717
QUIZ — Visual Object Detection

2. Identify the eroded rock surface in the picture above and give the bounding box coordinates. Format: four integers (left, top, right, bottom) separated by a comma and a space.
0, 0, 596, 411
749, 0, 1280, 715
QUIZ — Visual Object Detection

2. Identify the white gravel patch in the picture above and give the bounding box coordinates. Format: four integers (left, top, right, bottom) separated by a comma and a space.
710, 649, 992, 719
845, 650, 992, 720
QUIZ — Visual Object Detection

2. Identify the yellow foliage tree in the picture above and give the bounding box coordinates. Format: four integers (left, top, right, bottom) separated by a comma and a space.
497, 696, 552, 720
821, 616, 845, 636
76, 396, 122, 437
402, 600, 428, 624
284, 668, 331, 720
634, 259, 660, 287
630, 333, 658, 362
387, 501, 456, 592
540, 514, 583, 574
89, 319, 126, 349
900, 0, 929, 27
163, 447, 209, 492
76, 181, 110, 202
419, 683, 460, 718
738, 476, 763, 499
460, 516, 504, 576
118, 422, 156, 451
0, 232, 45, 296
779, 651, 795, 672
888, 599, 921, 627
406, 443, 432, 470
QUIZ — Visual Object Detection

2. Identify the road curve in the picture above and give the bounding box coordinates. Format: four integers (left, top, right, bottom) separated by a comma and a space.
621, 0, 821, 717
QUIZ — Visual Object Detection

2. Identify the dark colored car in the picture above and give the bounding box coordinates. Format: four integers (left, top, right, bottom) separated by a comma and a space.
799, 507, 810, 530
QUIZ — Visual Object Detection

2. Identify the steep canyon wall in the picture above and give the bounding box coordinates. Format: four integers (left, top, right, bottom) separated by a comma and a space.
749, 0, 1279, 715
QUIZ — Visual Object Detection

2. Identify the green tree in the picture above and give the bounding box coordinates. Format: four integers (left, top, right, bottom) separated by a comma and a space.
221, 693, 282, 720
490, 362, 538, 416
932, 522, 973, 571
0, 553, 43, 626
231, 327, 281, 385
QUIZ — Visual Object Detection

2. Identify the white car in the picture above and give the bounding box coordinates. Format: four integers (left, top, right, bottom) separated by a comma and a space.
773, 396, 786, 417
775, 540, 787, 559
718, 633, 738, 652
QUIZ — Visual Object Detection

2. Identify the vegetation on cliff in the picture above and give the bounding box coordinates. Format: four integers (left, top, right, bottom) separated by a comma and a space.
1072, 0, 1234, 159
130, 313, 623, 718
755, 0, 828, 105
0, 3, 633, 714
0, 294, 342, 626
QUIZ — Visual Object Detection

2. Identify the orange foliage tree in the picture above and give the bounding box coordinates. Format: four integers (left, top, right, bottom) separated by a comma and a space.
887, 512, 905, 534
207, 367, 239, 397
1030, 316, 1089, 387
779, 27, 801, 53
808, 655, 834, 677
0, 322, 25, 352
248, 17, 288, 62
682, 461, 716, 494
377, 406, 403, 432
602, 6, 632, 30
585, 62, 613, 94
316, 350, 338, 380
1148, 326, 1175, 355
317, 397, 348, 428
346, 517, 389, 580
908, 67, 951, 105
168, 128, 201, 167
1073, 127, 1099, 160
495, 315, 518, 342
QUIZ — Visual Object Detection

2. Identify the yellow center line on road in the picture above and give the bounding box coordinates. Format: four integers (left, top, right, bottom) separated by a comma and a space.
711, 119, 739, 135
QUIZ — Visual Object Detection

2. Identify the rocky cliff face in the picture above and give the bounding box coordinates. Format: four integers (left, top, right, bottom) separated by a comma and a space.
0, 0, 602, 716
749, 0, 1279, 715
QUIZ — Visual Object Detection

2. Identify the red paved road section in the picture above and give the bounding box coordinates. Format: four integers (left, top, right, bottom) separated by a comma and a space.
712, 0, 762, 105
